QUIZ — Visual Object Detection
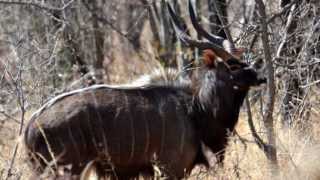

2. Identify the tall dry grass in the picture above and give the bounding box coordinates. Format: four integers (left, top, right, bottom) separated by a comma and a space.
188, 98, 320, 180
1, 87, 320, 180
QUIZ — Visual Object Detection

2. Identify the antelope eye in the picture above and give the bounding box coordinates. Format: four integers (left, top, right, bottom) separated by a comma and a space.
226, 58, 248, 70
229, 65, 242, 71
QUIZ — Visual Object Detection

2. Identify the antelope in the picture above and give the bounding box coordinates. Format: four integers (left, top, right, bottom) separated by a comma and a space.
24, 1, 266, 179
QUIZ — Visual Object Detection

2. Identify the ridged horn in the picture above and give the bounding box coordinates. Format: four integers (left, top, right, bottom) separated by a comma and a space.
188, 0, 239, 57
167, 2, 234, 61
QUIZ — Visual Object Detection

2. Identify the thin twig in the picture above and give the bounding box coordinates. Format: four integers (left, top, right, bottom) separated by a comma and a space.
0, 0, 74, 12
266, 0, 300, 24
0, 111, 20, 124
300, 79, 320, 88
211, 0, 235, 48
245, 0, 298, 50
81, 0, 155, 62
4, 49, 26, 180
245, 97, 269, 150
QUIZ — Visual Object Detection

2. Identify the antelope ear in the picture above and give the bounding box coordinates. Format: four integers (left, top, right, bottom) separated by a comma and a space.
202, 49, 217, 68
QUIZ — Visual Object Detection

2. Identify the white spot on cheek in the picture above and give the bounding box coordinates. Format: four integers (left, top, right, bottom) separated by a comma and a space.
233, 86, 239, 90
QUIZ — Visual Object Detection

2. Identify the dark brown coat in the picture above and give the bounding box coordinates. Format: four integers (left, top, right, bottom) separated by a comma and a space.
24, 1, 266, 178
25, 85, 199, 179
24, 55, 265, 179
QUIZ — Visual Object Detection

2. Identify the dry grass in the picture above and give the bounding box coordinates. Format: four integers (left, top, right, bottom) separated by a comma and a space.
0, 111, 33, 180
1, 96, 320, 180
185, 106, 320, 180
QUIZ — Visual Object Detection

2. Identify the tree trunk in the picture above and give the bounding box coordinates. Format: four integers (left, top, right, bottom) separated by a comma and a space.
255, 0, 279, 176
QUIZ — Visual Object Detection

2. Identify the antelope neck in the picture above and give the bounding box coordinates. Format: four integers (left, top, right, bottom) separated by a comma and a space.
191, 69, 249, 148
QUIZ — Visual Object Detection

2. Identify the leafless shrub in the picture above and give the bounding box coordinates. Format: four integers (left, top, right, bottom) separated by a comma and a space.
0, 0, 319, 179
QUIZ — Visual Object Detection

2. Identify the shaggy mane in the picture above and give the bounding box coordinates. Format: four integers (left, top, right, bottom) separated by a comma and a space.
129, 68, 191, 88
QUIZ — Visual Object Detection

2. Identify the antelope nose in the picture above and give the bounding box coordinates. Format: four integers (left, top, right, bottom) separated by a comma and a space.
258, 77, 267, 84
256, 71, 267, 85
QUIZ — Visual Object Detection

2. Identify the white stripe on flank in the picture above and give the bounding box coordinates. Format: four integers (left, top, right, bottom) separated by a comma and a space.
126, 95, 135, 163
159, 102, 166, 156
89, 89, 108, 154
179, 116, 186, 155
78, 125, 87, 152
68, 125, 81, 160
143, 108, 150, 155
102, 132, 110, 158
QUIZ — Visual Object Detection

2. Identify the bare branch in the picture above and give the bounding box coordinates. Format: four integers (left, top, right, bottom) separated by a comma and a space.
4, 48, 26, 180
210, 0, 235, 48
0, 0, 74, 12
245, 97, 270, 150
0, 111, 19, 124
255, 0, 279, 176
